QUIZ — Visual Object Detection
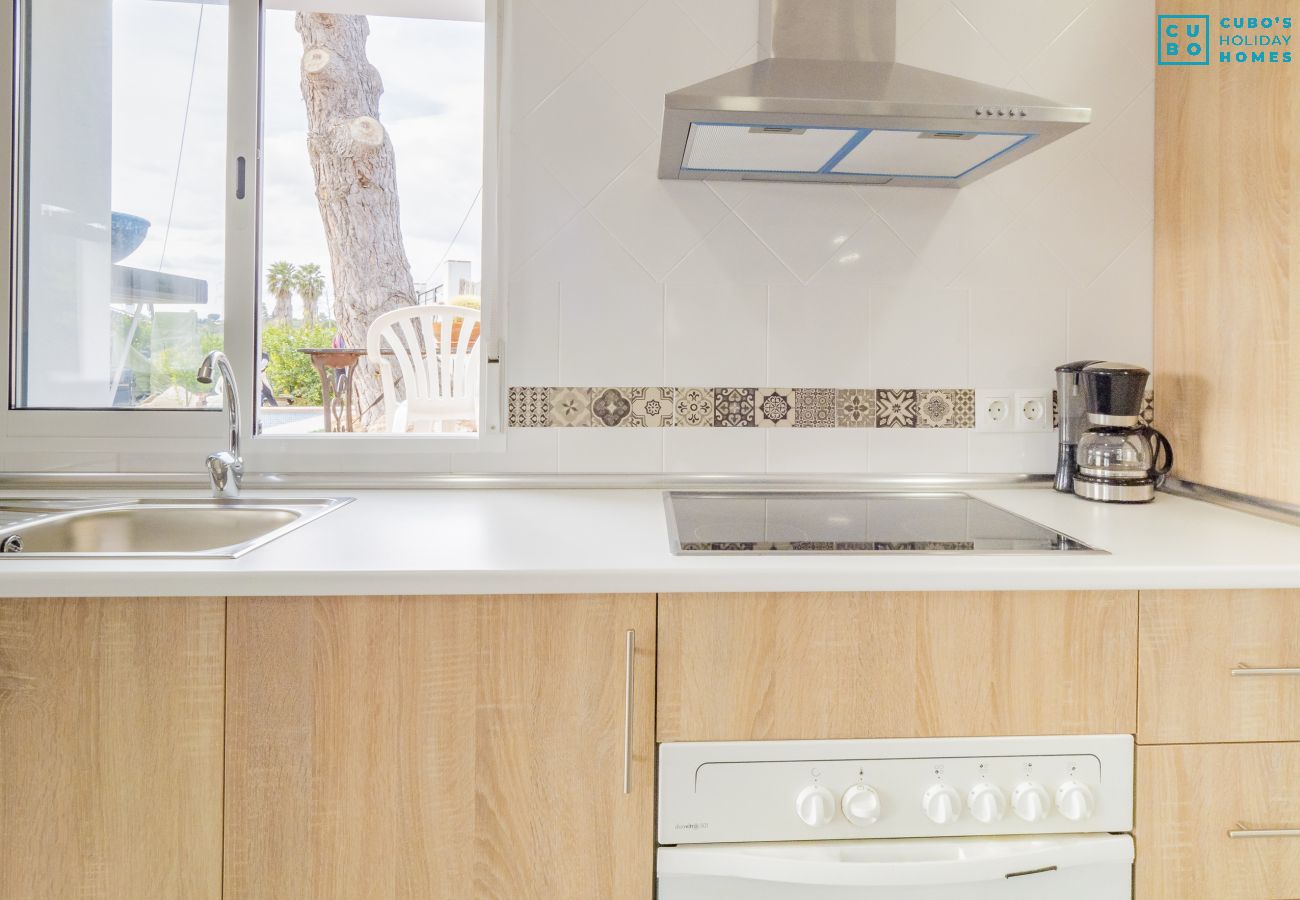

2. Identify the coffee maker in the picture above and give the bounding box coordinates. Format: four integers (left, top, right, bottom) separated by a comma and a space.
1054, 360, 1100, 493
1073, 363, 1173, 504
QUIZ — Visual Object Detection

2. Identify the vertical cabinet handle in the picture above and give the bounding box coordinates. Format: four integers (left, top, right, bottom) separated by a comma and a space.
623, 629, 635, 795
1230, 666, 1300, 676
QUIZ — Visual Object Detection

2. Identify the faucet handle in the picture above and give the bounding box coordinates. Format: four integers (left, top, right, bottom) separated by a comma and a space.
206, 451, 244, 499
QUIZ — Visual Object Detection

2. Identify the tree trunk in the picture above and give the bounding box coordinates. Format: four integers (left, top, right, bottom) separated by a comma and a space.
296, 13, 415, 428
302, 297, 316, 329
272, 292, 293, 328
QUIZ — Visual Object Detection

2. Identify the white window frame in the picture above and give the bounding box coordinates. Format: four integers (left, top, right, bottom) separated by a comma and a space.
1, 0, 506, 472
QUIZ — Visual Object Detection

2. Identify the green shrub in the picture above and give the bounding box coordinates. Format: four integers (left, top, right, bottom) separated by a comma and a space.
262, 322, 337, 405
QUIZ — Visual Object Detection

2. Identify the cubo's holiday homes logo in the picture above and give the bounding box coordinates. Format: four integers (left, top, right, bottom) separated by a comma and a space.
1158, 14, 1294, 66
1158, 15, 1210, 64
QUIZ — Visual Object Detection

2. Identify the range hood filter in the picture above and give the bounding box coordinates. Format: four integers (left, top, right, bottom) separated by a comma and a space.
683, 124, 1033, 181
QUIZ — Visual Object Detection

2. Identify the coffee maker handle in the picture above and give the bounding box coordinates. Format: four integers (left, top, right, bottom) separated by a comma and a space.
1146, 427, 1174, 487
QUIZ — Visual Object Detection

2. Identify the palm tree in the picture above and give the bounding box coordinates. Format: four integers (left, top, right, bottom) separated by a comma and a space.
295, 263, 326, 328
265, 261, 297, 328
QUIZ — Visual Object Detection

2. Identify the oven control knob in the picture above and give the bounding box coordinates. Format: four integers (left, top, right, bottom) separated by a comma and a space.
922, 784, 962, 825
841, 784, 882, 826
1012, 782, 1051, 823
796, 785, 836, 827
968, 783, 1007, 824
1056, 781, 1095, 822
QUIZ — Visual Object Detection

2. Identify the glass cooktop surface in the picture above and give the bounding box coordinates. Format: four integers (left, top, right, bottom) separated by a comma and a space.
665, 492, 1102, 555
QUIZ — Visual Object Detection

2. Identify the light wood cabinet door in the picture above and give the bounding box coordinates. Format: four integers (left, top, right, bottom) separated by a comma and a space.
1137, 743, 1300, 900
658, 591, 1137, 741
1139, 590, 1300, 744
225, 594, 655, 900
0, 597, 225, 900
1155, 0, 1300, 506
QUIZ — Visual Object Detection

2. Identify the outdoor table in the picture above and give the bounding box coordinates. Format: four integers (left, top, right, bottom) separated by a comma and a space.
298, 347, 365, 433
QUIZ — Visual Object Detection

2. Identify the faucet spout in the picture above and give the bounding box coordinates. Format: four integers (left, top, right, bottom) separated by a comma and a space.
196, 351, 244, 498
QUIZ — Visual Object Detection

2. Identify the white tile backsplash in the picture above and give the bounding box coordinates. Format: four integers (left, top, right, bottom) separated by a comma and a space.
558, 428, 664, 473
664, 283, 768, 386
1068, 223, 1155, 369
667, 214, 801, 286
488, 0, 1154, 475
590, 145, 730, 282
969, 432, 1060, 474
588, 1, 730, 130
868, 429, 971, 473
766, 429, 871, 475
517, 62, 655, 206
766, 285, 872, 387
969, 288, 1068, 387
869, 288, 970, 387
664, 427, 766, 474
558, 278, 664, 385
732, 184, 876, 283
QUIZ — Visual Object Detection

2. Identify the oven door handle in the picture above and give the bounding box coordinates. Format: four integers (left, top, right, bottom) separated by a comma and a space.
657, 834, 1134, 888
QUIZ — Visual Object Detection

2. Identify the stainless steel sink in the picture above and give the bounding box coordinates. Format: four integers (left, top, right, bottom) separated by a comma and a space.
0, 497, 352, 559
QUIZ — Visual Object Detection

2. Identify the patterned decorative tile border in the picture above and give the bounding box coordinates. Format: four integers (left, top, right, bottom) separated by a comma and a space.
509, 388, 978, 429
509, 388, 1157, 429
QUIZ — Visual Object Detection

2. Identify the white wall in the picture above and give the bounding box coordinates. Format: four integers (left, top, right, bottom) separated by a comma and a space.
488, 0, 1154, 474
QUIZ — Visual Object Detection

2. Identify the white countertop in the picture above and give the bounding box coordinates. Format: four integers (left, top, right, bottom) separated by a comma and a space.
3, 486, 1300, 597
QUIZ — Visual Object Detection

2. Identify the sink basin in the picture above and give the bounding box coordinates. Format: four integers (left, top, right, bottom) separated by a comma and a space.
0, 497, 352, 559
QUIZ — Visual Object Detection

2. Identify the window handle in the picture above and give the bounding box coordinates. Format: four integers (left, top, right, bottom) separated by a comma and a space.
235, 156, 247, 200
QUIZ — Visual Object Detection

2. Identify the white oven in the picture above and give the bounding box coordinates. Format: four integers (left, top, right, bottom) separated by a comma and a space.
657, 735, 1135, 900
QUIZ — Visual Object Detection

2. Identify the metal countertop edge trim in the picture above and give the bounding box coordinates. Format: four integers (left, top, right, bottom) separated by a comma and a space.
0, 472, 1053, 491
1161, 478, 1300, 528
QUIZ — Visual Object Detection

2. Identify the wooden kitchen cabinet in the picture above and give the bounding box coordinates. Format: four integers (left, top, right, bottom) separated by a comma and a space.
657, 591, 1137, 741
0, 597, 225, 900
224, 594, 655, 900
1155, 0, 1300, 506
1136, 743, 1300, 899
1139, 590, 1300, 744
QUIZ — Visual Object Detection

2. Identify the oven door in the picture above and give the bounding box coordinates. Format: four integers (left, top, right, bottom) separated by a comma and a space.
657, 833, 1133, 900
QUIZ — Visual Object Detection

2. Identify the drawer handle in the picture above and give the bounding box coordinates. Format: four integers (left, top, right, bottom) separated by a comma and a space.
1230, 666, 1300, 676
623, 629, 635, 795
1229, 826, 1300, 838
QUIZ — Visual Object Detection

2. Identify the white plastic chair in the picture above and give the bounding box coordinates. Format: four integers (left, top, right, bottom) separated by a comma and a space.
365, 304, 480, 433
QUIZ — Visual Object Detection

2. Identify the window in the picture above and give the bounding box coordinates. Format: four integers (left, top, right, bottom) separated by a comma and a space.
12, 0, 229, 410
258, 5, 486, 436
6, 0, 500, 458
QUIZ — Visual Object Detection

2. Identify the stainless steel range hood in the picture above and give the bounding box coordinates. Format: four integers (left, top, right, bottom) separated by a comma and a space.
658, 0, 1091, 188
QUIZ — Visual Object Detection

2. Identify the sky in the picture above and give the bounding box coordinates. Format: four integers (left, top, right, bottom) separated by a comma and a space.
110, 0, 485, 322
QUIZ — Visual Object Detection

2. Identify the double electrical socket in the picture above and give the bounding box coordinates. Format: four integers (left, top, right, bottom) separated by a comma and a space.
975, 389, 1053, 433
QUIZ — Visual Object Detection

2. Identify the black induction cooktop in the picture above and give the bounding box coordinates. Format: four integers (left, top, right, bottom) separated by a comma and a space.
665, 492, 1102, 555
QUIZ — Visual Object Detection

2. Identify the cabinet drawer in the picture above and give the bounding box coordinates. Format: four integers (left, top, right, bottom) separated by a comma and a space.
1136, 743, 1300, 900
657, 592, 1137, 742
1139, 590, 1300, 744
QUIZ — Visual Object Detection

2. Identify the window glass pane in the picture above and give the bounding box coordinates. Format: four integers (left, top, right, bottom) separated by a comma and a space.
259, 7, 484, 435
13, 0, 228, 410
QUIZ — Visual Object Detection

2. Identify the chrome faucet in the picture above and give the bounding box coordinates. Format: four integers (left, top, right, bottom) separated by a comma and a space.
195, 351, 244, 499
